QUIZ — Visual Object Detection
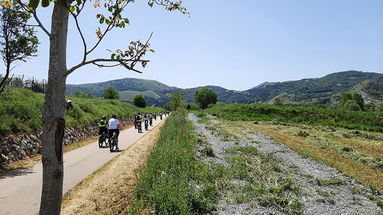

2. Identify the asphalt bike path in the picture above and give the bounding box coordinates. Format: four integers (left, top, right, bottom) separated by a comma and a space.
0, 116, 166, 215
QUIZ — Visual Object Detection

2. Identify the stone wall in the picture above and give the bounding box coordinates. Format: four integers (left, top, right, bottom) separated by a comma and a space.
0, 118, 134, 164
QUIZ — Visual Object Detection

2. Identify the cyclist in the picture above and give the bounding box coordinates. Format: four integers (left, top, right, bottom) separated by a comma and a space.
107, 114, 120, 151
98, 116, 108, 147
149, 113, 153, 126
135, 113, 143, 133
159, 112, 163, 120
153, 112, 157, 120
144, 113, 149, 131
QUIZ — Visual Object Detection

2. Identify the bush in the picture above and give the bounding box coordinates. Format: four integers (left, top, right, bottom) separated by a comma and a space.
133, 95, 146, 108
102, 86, 119, 100
194, 88, 217, 109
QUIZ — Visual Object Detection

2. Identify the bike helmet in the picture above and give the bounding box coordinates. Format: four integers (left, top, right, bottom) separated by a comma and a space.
112, 114, 117, 118
102, 115, 106, 120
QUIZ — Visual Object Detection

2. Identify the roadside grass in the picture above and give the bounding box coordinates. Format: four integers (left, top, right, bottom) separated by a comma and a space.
205, 103, 383, 132
238, 121, 383, 193
0, 87, 163, 137
135, 110, 219, 214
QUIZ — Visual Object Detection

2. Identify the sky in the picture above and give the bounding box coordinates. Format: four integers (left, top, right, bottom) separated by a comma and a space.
7, 0, 383, 91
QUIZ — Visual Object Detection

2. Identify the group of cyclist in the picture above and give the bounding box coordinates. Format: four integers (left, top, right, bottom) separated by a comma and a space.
98, 111, 170, 152
98, 115, 121, 151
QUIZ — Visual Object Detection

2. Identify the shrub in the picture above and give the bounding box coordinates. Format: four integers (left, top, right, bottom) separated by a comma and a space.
133, 95, 146, 108
194, 88, 217, 109
344, 100, 361, 111
102, 86, 119, 100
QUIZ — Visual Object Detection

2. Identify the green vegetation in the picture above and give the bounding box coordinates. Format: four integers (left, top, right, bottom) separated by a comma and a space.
136, 111, 218, 214
164, 90, 184, 111
340, 93, 364, 111
133, 95, 146, 108
205, 103, 383, 132
0, 87, 160, 137
194, 88, 217, 109
102, 86, 119, 100
0, 4, 38, 93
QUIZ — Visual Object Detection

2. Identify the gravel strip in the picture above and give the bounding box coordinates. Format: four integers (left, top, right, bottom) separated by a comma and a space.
189, 113, 383, 215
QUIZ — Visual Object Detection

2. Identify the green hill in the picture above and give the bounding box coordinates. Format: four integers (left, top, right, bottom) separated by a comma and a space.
245, 70, 383, 104
66, 71, 383, 105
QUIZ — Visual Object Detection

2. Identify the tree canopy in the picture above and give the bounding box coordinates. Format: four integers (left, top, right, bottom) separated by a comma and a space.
0, 2, 38, 93
194, 88, 217, 109
133, 95, 146, 108
103, 87, 119, 100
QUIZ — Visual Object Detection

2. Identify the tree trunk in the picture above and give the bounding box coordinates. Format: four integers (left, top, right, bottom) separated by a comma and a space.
39, 1, 69, 214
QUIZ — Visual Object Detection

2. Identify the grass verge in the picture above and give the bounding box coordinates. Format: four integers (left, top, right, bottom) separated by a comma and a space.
135, 110, 217, 214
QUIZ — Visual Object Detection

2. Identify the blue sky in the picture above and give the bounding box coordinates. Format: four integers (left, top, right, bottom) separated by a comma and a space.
8, 0, 383, 90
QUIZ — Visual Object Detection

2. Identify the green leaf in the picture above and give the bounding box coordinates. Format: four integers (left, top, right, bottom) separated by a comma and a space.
41, 0, 50, 7
28, 0, 40, 10
148, 2, 154, 7
99, 17, 104, 24
111, 53, 116, 60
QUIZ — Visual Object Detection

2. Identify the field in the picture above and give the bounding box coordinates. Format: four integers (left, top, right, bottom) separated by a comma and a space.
188, 112, 383, 214
204, 103, 383, 132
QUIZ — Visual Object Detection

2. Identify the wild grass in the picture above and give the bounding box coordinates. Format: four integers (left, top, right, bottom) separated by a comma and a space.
224, 146, 303, 214
205, 103, 383, 132
243, 122, 383, 193
135, 110, 218, 214
0, 87, 162, 137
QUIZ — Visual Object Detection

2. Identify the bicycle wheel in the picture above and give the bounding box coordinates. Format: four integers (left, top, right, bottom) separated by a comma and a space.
98, 136, 103, 148
110, 134, 116, 152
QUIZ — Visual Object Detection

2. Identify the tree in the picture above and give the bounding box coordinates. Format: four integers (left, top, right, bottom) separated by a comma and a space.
133, 95, 146, 108
165, 90, 184, 110
344, 100, 361, 111
11, 0, 187, 213
103, 86, 119, 99
73, 90, 92, 98
272, 97, 284, 106
0, 2, 38, 93
340, 93, 364, 111
194, 88, 217, 109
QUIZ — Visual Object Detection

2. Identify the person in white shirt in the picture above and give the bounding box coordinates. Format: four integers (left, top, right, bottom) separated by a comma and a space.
107, 114, 120, 150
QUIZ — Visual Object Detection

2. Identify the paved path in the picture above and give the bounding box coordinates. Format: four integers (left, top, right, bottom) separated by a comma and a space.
0, 116, 166, 215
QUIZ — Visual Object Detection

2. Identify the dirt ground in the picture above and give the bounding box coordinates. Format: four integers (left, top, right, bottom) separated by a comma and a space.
61, 122, 164, 215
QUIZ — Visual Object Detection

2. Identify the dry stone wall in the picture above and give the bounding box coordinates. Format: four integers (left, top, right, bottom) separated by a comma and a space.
0, 118, 134, 164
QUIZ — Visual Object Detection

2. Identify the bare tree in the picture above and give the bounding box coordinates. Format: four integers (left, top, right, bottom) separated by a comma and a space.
0, 2, 38, 93
14, 0, 187, 214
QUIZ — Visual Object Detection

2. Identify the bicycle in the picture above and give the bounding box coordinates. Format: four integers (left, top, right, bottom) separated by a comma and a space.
144, 120, 149, 131
109, 131, 118, 152
98, 132, 109, 148
137, 121, 142, 133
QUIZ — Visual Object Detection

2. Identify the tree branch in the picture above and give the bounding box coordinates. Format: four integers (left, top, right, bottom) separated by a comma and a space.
86, 0, 134, 55
14, 0, 51, 37
67, 6, 88, 63
66, 58, 149, 76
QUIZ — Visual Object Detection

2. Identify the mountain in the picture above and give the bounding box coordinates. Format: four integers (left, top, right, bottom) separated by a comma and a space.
66, 78, 179, 105
66, 71, 383, 105
245, 70, 383, 103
